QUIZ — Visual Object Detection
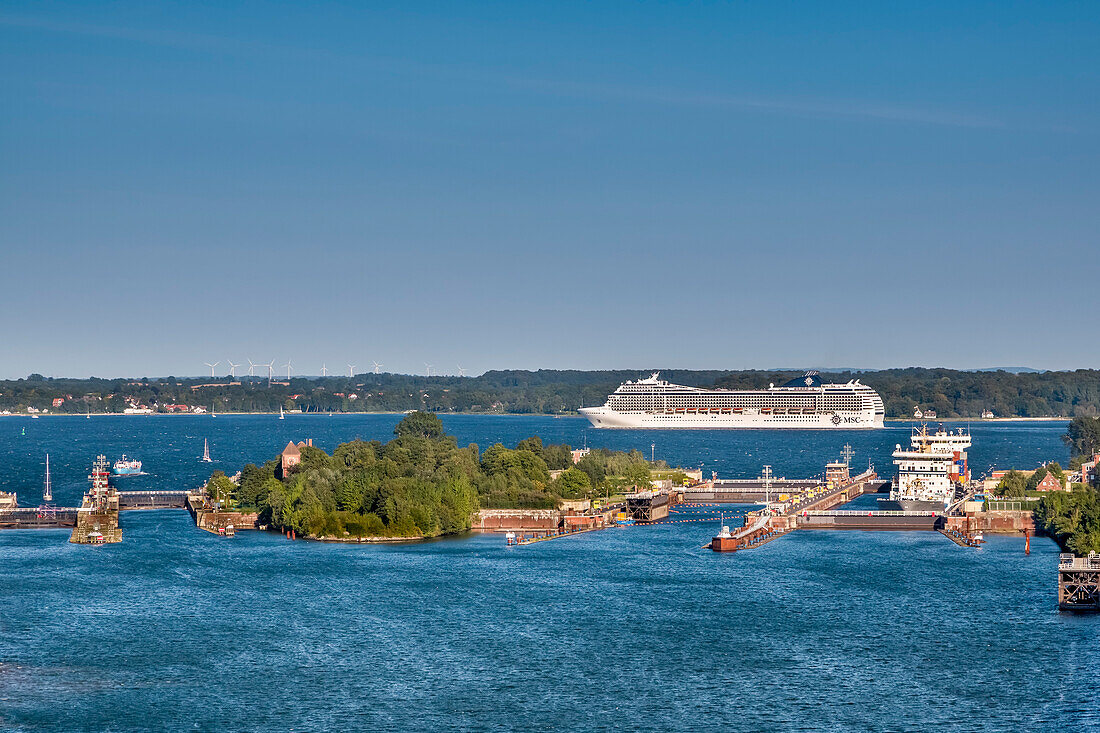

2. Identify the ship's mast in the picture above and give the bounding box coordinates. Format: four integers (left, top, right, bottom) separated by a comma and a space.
43, 454, 52, 502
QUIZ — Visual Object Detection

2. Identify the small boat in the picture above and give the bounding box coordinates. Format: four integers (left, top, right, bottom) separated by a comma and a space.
506, 531, 517, 545
112, 455, 142, 475
87, 530, 105, 545
279, 406, 285, 420
201, 438, 212, 463
613, 511, 635, 526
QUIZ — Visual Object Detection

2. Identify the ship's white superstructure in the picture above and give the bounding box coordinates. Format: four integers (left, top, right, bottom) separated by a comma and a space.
579, 372, 884, 429
879, 426, 971, 512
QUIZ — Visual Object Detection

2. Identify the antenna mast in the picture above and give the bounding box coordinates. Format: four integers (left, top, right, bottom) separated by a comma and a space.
43, 454, 52, 502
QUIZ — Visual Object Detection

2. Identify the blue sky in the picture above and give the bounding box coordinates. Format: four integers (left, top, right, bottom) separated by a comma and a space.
1, 1, 1097, 378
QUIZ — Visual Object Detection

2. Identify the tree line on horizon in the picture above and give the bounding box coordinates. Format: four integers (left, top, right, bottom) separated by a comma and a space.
6, 367, 1100, 418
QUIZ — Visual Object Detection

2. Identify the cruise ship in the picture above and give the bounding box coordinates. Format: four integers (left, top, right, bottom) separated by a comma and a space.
579, 372, 885, 429
878, 426, 972, 513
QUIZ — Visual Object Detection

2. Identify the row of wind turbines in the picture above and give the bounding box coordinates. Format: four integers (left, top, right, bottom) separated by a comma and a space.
201, 361, 468, 378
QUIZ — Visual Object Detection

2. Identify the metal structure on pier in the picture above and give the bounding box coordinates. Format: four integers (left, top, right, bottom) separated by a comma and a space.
1059, 553, 1100, 612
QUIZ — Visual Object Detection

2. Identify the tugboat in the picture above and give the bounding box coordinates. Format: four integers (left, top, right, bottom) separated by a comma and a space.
112, 455, 143, 476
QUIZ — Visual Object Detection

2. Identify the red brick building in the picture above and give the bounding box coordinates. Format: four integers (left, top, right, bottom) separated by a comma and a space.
1034, 472, 1065, 492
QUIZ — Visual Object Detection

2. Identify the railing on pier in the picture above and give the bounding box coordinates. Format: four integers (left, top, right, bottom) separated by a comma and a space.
803, 510, 937, 517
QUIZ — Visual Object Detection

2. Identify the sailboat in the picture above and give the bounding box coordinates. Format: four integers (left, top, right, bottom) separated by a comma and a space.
43, 454, 52, 501
201, 438, 212, 463
279, 405, 285, 420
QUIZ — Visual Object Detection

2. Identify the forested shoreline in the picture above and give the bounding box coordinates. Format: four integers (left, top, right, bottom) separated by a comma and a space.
7, 367, 1100, 418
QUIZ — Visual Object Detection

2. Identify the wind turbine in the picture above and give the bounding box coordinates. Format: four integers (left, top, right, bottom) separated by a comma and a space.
372, 361, 383, 374
284, 358, 293, 379
227, 360, 240, 378
265, 360, 275, 383
204, 361, 220, 377
347, 363, 356, 377
424, 363, 433, 377
321, 363, 328, 377
457, 365, 467, 377
247, 359, 256, 377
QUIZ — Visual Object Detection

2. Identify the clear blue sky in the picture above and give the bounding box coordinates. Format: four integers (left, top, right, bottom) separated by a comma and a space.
2, 1, 1097, 378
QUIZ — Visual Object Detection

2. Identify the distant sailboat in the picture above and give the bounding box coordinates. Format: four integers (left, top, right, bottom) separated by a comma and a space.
43, 454, 52, 501
201, 438, 212, 463
279, 406, 285, 420
211, 402, 216, 418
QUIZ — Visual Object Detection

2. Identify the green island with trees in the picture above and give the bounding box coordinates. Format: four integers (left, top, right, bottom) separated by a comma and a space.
1026, 416, 1100, 554
205, 411, 676, 541
8, 367, 1100, 418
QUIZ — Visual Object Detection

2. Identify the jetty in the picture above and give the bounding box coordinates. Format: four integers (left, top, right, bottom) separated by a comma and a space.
0, 454, 252, 544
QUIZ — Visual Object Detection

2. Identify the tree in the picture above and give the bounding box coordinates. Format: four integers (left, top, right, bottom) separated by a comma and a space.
1025, 466, 1049, 492
1064, 417, 1100, 459
996, 470, 1028, 498
625, 463, 652, 491
206, 470, 236, 508
515, 436, 543, 457
553, 467, 592, 499
395, 411, 444, 439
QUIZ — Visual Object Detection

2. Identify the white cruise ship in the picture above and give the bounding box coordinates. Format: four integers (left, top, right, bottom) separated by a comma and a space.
579, 372, 885, 429
878, 426, 972, 512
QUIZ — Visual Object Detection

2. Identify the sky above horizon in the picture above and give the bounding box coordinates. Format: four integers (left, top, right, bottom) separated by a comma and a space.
2, 1, 1098, 378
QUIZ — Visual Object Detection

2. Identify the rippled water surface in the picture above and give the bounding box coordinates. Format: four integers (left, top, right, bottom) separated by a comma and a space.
1, 416, 1095, 731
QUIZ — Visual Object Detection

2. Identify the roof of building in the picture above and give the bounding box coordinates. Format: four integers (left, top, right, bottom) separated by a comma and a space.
782, 372, 822, 388
282, 441, 300, 457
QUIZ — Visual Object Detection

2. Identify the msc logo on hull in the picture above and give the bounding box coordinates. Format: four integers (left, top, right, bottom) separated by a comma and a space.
832, 415, 863, 425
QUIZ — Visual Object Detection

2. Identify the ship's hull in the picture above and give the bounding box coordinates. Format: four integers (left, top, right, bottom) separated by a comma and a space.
876, 497, 947, 513
579, 407, 883, 429
112, 466, 142, 475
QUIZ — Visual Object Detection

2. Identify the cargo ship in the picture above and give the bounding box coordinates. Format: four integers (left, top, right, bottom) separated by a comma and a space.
579, 372, 885, 429
112, 456, 143, 476
878, 426, 971, 513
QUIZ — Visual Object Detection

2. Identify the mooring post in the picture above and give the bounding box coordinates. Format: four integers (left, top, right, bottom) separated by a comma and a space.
1025, 530, 1030, 555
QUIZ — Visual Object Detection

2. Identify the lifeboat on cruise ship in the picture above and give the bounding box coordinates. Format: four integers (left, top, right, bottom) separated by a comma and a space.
761, 408, 773, 414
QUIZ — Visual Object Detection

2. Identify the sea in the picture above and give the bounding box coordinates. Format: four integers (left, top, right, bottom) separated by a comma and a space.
1, 415, 1096, 731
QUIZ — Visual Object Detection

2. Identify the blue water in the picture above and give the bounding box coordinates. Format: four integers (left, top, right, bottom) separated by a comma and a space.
1, 416, 1095, 731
